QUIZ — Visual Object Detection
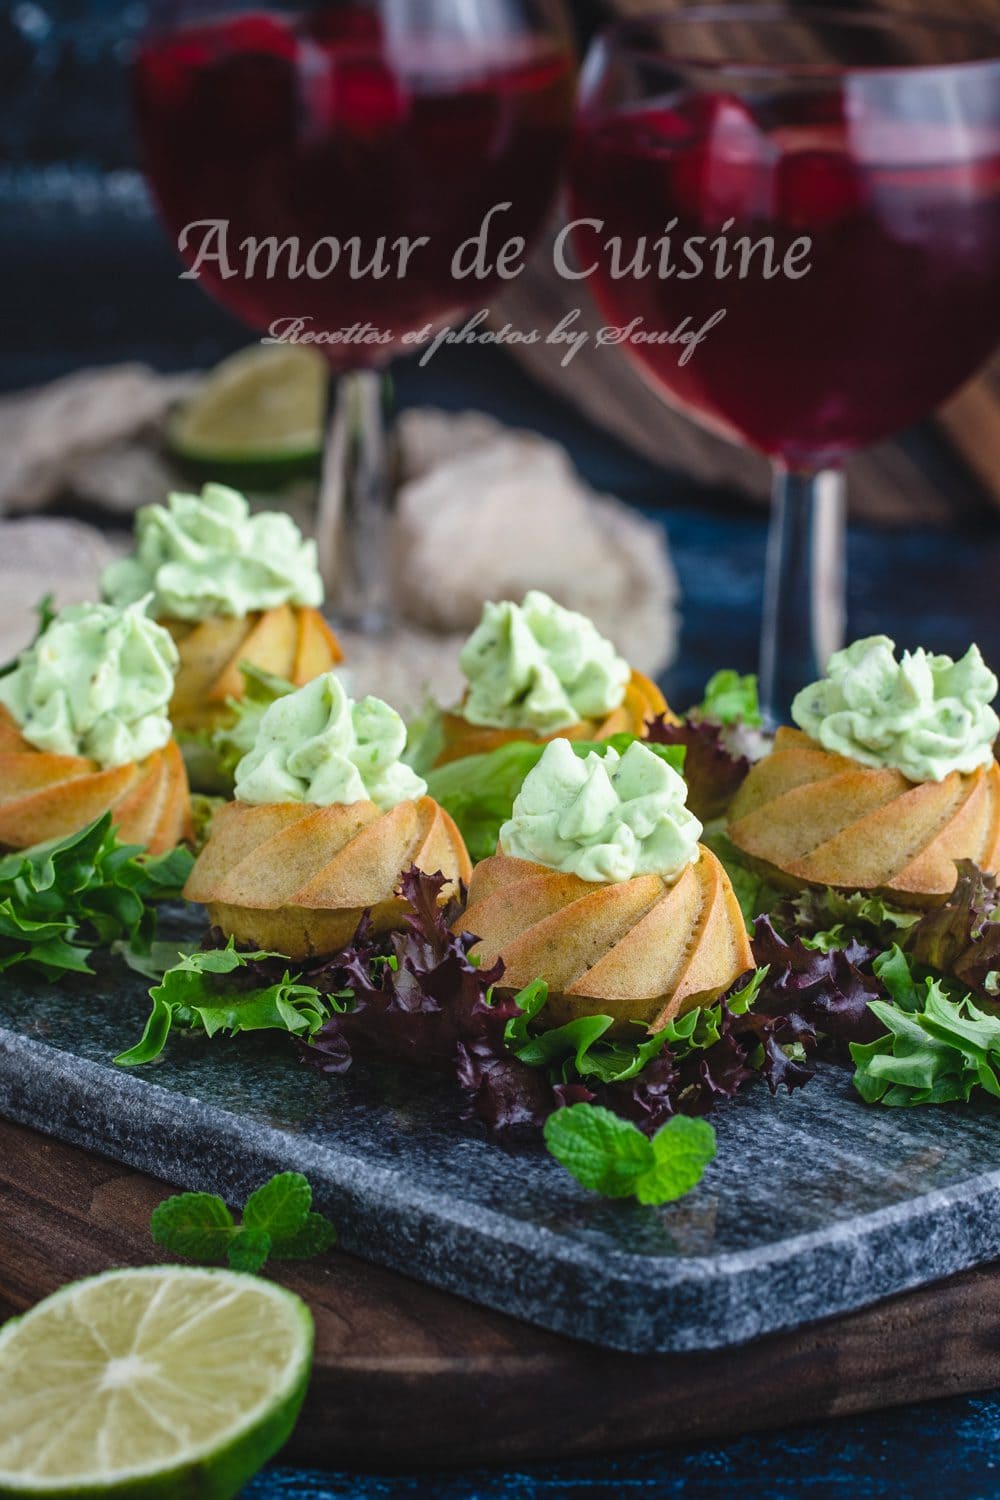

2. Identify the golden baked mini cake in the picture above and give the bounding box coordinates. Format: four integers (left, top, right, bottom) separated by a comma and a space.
0, 600, 191, 853
101, 483, 342, 760
728, 636, 1000, 906
435, 590, 670, 765
184, 673, 471, 959
462, 737, 753, 1034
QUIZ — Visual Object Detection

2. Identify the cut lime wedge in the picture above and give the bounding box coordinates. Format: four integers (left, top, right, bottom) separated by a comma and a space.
168, 345, 327, 487
0, 1266, 313, 1499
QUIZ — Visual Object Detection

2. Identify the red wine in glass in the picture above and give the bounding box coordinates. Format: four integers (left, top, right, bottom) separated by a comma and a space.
135, 1, 575, 624
572, 95, 1000, 469
136, 8, 575, 371
570, 10, 1000, 717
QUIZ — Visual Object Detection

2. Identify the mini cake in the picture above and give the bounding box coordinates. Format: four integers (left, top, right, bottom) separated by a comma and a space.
462, 737, 753, 1034
101, 483, 342, 760
435, 590, 671, 765
728, 636, 1000, 905
184, 672, 471, 958
0, 600, 191, 852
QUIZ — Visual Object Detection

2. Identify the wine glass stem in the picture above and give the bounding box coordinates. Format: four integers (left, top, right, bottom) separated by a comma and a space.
316, 368, 394, 634
759, 465, 847, 727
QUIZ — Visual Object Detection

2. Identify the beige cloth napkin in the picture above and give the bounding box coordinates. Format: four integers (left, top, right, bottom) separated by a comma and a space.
0, 364, 680, 709
0, 519, 120, 663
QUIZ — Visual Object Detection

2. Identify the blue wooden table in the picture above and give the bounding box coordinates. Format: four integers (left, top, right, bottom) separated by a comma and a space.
248, 1391, 1000, 1497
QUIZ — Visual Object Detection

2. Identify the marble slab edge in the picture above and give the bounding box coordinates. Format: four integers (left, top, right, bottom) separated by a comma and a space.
3, 1026, 1000, 1355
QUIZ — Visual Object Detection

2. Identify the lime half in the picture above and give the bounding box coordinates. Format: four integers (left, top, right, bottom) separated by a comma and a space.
0, 1266, 313, 1499
169, 345, 327, 487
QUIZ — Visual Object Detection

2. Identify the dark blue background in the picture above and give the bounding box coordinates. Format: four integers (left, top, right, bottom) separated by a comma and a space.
245, 1393, 1000, 1498
4, 3, 1000, 1493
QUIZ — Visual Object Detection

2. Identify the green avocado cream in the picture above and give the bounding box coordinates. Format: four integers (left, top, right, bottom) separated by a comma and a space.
0, 599, 177, 768
499, 737, 702, 884
792, 635, 999, 782
101, 482, 323, 622
233, 672, 427, 810
458, 590, 630, 735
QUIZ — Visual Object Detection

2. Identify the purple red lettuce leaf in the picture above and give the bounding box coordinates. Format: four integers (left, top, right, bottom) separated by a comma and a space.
902, 861, 1000, 999
299, 868, 802, 1137
750, 917, 886, 1046
645, 715, 752, 823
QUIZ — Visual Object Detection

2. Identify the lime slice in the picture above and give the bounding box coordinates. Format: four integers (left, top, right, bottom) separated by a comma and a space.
169, 345, 327, 486
0, 1266, 313, 1499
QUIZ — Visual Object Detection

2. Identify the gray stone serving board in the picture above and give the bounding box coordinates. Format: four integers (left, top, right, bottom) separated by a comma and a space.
3, 918, 1000, 1354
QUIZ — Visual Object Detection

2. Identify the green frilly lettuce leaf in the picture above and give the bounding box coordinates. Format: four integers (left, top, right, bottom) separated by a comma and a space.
0, 814, 192, 978
115, 941, 341, 1066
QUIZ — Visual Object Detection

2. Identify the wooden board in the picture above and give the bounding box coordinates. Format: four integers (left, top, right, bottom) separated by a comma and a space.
4, 1117, 1000, 1469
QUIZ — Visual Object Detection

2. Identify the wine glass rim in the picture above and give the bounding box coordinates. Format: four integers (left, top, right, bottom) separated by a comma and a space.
596, 5, 1000, 77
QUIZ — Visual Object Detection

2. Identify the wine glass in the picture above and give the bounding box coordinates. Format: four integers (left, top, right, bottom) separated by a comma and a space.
134, 0, 575, 631
569, 7, 1000, 720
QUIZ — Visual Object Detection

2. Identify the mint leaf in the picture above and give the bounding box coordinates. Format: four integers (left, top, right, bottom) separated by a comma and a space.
228, 1228, 272, 1274
635, 1116, 717, 1205
151, 1173, 337, 1273
544, 1104, 653, 1197
271, 1212, 337, 1260
150, 1191, 236, 1262
243, 1171, 312, 1240
544, 1104, 716, 1204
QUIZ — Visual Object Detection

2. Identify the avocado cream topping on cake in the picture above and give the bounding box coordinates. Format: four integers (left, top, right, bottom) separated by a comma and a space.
233, 672, 426, 810
101, 483, 323, 621
459, 590, 630, 735
0, 599, 177, 768
791, 636, 999, 783
499, 737, 702, 883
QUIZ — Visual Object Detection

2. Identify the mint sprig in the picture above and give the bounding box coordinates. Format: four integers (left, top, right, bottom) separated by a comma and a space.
151, 1171, 336, 1272
543, 1104, 716, 1205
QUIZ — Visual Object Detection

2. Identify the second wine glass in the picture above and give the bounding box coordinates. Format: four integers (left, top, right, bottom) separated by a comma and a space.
569, 7, 1000, 719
